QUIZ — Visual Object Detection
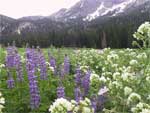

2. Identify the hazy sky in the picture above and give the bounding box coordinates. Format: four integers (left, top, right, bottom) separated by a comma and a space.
0, 0, 80, 18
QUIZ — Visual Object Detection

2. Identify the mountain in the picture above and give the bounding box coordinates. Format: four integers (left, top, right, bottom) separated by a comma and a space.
19, 16, 46, 21
50, 0, 149, 21
0, 15, 17, 36
0, 0, 150, 48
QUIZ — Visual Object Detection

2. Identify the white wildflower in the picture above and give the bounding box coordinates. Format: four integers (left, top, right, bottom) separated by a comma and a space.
127, 93, 141, 104
99, 76, 107, 83
49, 98, 73, 113
124, 86, 133, 96
113, 72, 120, 80
129, 60, 138, 66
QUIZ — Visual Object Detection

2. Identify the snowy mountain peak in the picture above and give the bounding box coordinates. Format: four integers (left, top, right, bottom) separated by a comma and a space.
84, 0, 136, 21
50, 0, 149, 22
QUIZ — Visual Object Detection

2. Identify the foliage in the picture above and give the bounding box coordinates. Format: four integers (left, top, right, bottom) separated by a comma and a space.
0, 46, 149, 113
133, 21, 150, 48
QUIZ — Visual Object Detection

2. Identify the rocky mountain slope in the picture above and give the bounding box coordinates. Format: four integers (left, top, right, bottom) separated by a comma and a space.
0, 0, 150, 47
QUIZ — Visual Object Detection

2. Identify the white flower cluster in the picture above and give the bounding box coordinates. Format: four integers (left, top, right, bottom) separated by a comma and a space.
137, 22, 150, 36
49, 98, 73, 113
80, 66, 90, 73
131, 102, 150, 113
136, 52, 147, 59
49, 98, 94, 113
90, 73, 109, 86
74, 98, 94, 113
0, 92, 5, 113
124, 86, 132, 96
127, 93, 141, 105
129, 60, 138, 66
113, 72, 120, 80
90, 73, 100, 84
107, 52, 119, 62
121, 67, 136, 82
133, 21, 150, 48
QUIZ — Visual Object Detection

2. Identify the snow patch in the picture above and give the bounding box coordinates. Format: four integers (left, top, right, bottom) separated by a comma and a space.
80, 1, 84, 8
84, 2, 107, 21
84, 0, 137, 21
15, 22, 36, 35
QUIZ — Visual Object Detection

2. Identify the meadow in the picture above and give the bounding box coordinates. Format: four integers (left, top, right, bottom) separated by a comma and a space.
0, 22, 150, 113
0, 46, 150, 113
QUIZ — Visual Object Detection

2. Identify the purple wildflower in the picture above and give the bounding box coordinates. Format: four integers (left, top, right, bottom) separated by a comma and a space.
50, 56, 56, 69
26, 49, 40, 109
58, 64, 65, 78
74, 87, 83, 102
5, 46, 16, 68
50, 56, 57, 74
64, 54, 70, 75
96, 86, 108, 111
26, 48, 32, 60
38, 50, 47, 80
75, 65, 81, 85
14, 50, 23, 81
7, 72, 15, 89
57, 86, 65, 98
33, 49, 39, 68
82, 70, 91, 96
91, 96, 97, 113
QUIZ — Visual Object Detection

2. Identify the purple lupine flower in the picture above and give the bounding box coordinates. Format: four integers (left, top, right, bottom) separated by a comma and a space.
96, 86, 108, 111
26, 49, 40, 109
57, 86, 65, 98
16, 64, 23, 82
33, 49, 39, 68
91, 101, 97, 113
75, 65, 81, 85
7, 77, 15, 89
50, 56, 57, 75
48, 50, 57, 74
58, 64, 65, 78
28, 76, 40, 109
74, 87, 83, 102
82, 70, 91, 96
91, 96, 97, 113
50, 56, 56, 69
64, 54, 70, 75
14, 50, 23, 81
97, 95, 107, 111
38, 50, 47, 80
7, 72, 15, 89
5, 46, 16, 68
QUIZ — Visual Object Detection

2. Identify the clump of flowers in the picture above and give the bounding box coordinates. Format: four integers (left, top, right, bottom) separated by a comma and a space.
64, 54, 70, 75
26, 48, 40, 109
133, 21, 150, 48
124, 86, 133, 96
73, 98, 94, 113
7, 71, 15, 89
14, 50, 23, 82
49, 98, 94, 113
37, 49, 47, 80
82, 70, 91, 96
129, 60, 138, 66
131, 102, 150, 113
0, 92, 5, 113
57, 85, 65, 98
5, 45, 16, 68
127, 93, 141, 105
49, 98, 73, 113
